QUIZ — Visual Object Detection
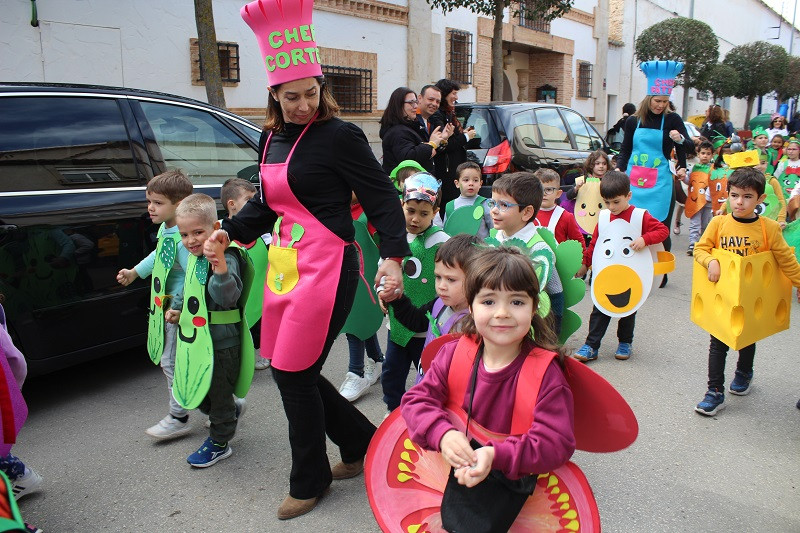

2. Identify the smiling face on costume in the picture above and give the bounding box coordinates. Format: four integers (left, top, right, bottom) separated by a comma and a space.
270, 77, 320, 125
648, 96, 670, 115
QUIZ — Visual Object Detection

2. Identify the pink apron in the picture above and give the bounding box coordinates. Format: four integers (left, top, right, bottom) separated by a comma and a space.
259, 117, 346, 372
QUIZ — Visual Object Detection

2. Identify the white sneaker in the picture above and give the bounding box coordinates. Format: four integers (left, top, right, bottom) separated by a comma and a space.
364, 358, 382, 386
146, 414, 191, 440
254, 348, 271, 370
12, 467, 42, 501
338, 372, 370, 402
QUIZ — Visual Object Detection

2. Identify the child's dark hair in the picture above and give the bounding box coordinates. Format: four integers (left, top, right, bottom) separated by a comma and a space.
434, 234, 480, 269
583, 149, 609, 177
533, 168, 560, 185
728, 167, 765, 196
220, 178, 257, 210
492, 172, 543, 218
456, 161, 481, 179
396, 166, 420, 186
697, 141, 714, 154
147, 170, 193, 204
599, 171, 630, 199
461, 247, 562, 357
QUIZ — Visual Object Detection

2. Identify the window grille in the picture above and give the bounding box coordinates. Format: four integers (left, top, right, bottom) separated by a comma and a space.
448, 30, 473, 86
322, 65, 373, 113
578, 62, 593, 98
198, 42, 240, 83
696, 90, 710, 101
519, 1, 551, 33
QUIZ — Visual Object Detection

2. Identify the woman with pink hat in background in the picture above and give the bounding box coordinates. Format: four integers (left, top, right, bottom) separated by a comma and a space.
205, 0, 409, 520
766, 113, 789, 141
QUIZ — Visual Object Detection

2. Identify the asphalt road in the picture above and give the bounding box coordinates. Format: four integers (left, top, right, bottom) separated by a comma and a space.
13, 229, 800, 532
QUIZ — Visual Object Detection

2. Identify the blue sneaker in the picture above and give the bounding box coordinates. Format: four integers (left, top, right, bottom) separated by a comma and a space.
615, 342, 632, 360
573, 344, 598, 362
187, 437, 232, 468
695, 389, 725, 416
729, 371, 753, 396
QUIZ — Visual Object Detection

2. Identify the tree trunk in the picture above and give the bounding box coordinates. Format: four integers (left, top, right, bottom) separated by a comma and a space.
744, 96, 754, 126
195, 0, 226, 109
491, 1, 505, 101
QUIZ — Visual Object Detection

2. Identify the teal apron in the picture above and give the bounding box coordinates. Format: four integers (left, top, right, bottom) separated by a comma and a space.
628, 115, 672, 221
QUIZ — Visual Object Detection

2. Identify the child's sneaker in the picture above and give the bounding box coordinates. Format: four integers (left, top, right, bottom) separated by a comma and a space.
339, 372, 370, 402
364, 358, 382, 386
573, 344, 598, 362
729, 370, 753, 395
187, 437, 232, 468
254, 348, 271, 370
146, 414, 191, 440
686, 244, 694, 256
12, 467, 42, 501
694, 389, 725, 416
234, 397, 247, 419
614, 342, 632, 360
25, 524, 43, 533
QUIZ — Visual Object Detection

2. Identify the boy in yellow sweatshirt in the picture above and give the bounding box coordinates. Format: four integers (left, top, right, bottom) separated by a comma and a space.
693, 167, 800, 415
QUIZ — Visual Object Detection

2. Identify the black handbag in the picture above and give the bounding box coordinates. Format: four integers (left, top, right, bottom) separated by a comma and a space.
439, 349, 537, 533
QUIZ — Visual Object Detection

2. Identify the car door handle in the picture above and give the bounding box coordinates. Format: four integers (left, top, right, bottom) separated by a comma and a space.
550, 160, 561, 166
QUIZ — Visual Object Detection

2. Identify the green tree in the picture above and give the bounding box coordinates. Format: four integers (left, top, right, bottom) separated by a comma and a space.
700, 63, 740, 104
723, 41, 788, 124
425, 0, 573, 100
776, 55, 800, 103
635, 17, 718, 118
194, 0, 226, 109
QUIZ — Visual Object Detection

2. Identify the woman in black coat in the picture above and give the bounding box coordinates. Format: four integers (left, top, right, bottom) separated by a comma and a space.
429, 79, 477, 207
379, 87, 448, 175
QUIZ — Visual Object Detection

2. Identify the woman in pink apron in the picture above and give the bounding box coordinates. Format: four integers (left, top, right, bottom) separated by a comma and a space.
615, 61, 690, 286
205, 0, 410, 521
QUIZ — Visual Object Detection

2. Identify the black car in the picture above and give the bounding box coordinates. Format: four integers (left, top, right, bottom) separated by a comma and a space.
454, 102, 608, 192
0, 83, 262, 375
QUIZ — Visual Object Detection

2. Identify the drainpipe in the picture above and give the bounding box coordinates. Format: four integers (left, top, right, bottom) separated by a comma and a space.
30, 0, 39, 27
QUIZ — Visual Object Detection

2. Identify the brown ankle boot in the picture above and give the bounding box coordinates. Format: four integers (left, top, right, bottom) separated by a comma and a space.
277, 494, 319, 520
331, 458, 364, 480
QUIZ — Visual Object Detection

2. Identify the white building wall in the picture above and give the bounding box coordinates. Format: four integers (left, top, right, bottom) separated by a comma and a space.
551, 17, 597, 116
0, 0, 406, 110
428, 9, 478, 103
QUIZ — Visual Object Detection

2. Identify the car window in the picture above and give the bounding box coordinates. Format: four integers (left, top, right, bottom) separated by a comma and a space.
510, 110, 540, 148
561, 109, 593, 151
139, 102, 258, 185
0, 96, 139, 192
534, 108, 572, 150
585, 118, 604, 151
456, 107, 497, 149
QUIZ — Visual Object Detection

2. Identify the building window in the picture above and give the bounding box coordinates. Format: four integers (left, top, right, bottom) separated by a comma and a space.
190, 39, 240, 86
696, 90, 709, 101
448, 30, 473, 86
577, 62, 593, 98
518, 1, 551, 33
322, 65, 372, 113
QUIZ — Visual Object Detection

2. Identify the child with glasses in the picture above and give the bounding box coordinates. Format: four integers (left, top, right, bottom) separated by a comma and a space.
533, 168, 585, 250
488, 172, 565, 334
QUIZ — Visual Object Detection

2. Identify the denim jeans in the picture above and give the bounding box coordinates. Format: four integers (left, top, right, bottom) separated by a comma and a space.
346, 333, 384, 377
381, 333, 425, 411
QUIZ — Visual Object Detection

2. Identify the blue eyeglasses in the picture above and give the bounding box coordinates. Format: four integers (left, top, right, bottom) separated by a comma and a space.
486, 199, 524, 212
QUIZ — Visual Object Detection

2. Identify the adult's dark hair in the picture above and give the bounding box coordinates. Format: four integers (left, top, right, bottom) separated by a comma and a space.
622, 103, 636, 115
599, 171, 630, 199
263, 76, 339, 132
419, 84, 440, 99
379, 86, 416, 131
728, 167, 766, 196
435, 79, 461, 113
707, 105, 724, 124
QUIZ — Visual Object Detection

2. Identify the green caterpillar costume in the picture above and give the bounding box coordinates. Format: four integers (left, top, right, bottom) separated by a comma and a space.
147, 223, 182, 364
173, 244, 255, 410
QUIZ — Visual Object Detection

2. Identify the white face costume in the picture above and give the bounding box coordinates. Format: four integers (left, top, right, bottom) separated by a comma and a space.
590, 209, 674, 317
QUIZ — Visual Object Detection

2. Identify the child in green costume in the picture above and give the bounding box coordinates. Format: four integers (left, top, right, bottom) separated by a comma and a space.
381, 172, 449, 412
221, 178, 271, 371
168, 194, 253, 468
116, 170, 193, 441
435, 161, 493, 238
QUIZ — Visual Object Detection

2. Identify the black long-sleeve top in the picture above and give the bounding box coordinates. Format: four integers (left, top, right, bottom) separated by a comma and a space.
222, 118, 410, 259
616, 111, 689, 172
386, 295, 436, 333
379, 121, 435, 174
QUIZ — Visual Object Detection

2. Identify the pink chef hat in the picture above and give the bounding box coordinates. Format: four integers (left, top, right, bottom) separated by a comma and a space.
241, 0, 322, 87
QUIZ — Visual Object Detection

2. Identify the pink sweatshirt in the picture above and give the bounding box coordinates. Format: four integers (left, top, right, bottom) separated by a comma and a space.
400, 339, 575, 480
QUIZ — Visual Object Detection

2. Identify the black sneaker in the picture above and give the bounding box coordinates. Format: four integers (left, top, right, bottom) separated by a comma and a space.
686, 244, 694, 256
729, 370, 753, 395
